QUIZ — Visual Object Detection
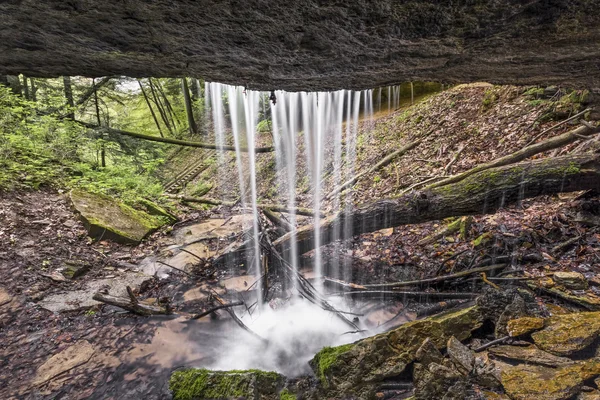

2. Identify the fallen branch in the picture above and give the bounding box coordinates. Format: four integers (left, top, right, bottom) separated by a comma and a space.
274, 153, 600, 256
341, 264, 507, 290
92, 289, 172, 316
191, 300, 244, 320
332, 291, 479, 300
156, 260, 193, 277
444, 144, 467, 174
525, 108, 591, 146
76, 121, 274, 153
474, 336, 510, 352
326, 140, 421, 200
426, 123, 600, 190
212, 293, 268, 343
178, 196, 324, 217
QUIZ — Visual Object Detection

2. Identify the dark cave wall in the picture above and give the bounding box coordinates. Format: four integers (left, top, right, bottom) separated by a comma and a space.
1, 0, 599, 90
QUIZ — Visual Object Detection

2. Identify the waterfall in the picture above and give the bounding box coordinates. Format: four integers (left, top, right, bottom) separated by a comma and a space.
204, 83, 381, 299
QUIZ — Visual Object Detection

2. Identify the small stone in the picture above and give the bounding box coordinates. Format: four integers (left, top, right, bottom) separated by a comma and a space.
0, 287, 12, 306
447, 336, 474, 375
554, 271, 588, 290
506, 317, 545, 337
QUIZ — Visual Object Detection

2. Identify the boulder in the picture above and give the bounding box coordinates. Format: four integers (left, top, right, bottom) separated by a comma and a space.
489, 345, 574, 367
506, 317, 545, 337
501, 360, 600, 400
70, 189, 166, 244
310, 306, 483, 397
554, 271, 588, 290
532, 312, 600, 356
169, 369, 287, 400
137, 198, 178, 224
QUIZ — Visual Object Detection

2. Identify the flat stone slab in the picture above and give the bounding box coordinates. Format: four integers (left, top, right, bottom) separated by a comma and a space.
489, 345, 574, 367
38, 271, 152, 312
172, 215, 254, 245
33, 340, 95, 386
70, 189, 164, 244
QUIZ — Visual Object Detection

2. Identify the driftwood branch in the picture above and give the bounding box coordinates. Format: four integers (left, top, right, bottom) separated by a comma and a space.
92, 290, 171, 316
76, 121, 274, 153
426, 123, 599, 190
274, 153, 600, 256
525, 108, 592, 146
178, 196, 324, 217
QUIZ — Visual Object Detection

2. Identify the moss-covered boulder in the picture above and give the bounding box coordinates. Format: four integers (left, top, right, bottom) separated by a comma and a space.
532, 312, 600, 356
70, 189, 166, 244
137, 198, 178, 224
501, 359, 600, 400
169, 369, 287, 400
506, 317, 545, 337
310, 306, 483, 398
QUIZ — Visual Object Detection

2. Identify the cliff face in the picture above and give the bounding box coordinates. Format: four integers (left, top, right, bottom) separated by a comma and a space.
1, 0, 599, 90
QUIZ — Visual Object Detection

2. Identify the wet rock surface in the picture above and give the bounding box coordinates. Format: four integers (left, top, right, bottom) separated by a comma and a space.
1, 1, 600, 90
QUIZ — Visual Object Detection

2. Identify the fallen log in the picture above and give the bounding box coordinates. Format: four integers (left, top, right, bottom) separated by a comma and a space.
426, 123, 600, 189
76, 121, 274, 153
178, 196, 325, 217
274, 153, 600, 256
325, 139, 421, 200
92, 289, 171, 316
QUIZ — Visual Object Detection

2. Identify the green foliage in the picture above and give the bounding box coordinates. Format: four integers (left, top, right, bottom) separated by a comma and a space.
187, 180, 213, 197
257, 118, 272, 133
482, 89, 498, 110
279, 388, 297, 400
0, 82, 168, 205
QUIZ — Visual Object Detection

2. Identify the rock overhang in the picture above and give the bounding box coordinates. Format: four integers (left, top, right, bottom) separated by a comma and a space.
1, 0, 599, 91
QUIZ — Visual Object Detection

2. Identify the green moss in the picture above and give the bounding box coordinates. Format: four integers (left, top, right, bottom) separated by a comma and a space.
472, 232, 493, 247
523, 87, 545, 98
312, 343, 354, 386
279, 388, 297, 400
482, 89, 498, 110
169, 369, 282, 400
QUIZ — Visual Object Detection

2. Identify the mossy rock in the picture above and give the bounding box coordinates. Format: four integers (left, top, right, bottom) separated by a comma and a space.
310, 306, 483, 398
137, 198, 179, 224
169, 369, 287, 400
70, 189, 165, 244
501, 359, 600, 400
531, 311, 600, 356
506, 317, 545, 337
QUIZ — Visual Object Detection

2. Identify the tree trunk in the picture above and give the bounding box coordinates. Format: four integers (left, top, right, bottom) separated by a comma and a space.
22, 75, 29, 100
93, 78, 106, 168
181, 77, 198, 135
427, 124, 600, 189
138, 79, 164, 137
63, 76, 75, 119
29, 77, 37, 101
148, 78, 174, 135
274, 154, 600, 256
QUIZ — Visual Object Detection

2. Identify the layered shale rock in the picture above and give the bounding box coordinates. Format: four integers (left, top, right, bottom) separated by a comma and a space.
1, 1, 600, 90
